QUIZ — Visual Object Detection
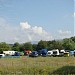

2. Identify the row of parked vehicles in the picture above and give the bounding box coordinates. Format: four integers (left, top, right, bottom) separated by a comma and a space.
0, 51, 21, 58
0, 49, 75, 58
28, 49, 75, 57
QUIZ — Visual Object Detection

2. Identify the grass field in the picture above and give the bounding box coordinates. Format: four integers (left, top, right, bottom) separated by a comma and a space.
0, 56, 75, 75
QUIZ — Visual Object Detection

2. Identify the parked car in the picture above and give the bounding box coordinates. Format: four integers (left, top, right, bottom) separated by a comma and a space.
24, 50, 31, 56
0, 54, 5, 58
74, 50, 75, 57
69, 50, 74, 56
64, 52, 70, 57
14, 52, 20, 56
29, 51, 38, 57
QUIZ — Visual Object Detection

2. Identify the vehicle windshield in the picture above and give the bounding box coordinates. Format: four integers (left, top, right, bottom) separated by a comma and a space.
48, 52, 51, 54
32, 52, 37, 54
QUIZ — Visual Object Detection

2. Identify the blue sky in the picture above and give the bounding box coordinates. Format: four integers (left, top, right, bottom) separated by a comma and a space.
0, 0, 74, 43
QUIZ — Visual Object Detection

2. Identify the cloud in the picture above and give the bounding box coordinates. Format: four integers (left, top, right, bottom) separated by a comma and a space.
74, 12, 75, 17
58, 30, 71, 35
20, 22, 31, 29
0, 18, 73, 43
57, 30, 72, 39
32, 26, 47, 35
32, 26, 43, 34
20, 22, 53, 41
0, 19, 53, 43
20, 22, 47, 35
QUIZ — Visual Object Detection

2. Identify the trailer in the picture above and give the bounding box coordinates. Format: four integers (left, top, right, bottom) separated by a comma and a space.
3, 51, 17, 56
52, 49, 60, 57
51, 49, 64, 57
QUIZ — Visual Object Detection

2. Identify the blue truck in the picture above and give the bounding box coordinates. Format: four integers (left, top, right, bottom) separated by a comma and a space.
38, 49, 48, 57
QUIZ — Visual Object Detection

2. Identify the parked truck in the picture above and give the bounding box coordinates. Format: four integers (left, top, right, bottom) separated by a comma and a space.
38, 49, 48, 57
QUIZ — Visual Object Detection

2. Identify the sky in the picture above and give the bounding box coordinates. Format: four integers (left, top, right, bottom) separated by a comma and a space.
0, 0, 74, 44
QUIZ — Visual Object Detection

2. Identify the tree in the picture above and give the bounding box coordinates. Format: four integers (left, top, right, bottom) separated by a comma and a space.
36, 40, 48, 50
12, 42, 20, 51
22, 42, 33, 51
0, 42, 11, 53
70, 36, 75, 42
62, 38, 75, 50
32, 44, 37, 51
13, 42, 20, 47
47, 41, 54, 50
53, 40, 64, 50
47, 40, 64, 50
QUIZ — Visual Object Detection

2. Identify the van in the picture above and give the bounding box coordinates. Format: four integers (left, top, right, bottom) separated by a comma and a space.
38, 49, 48, 57
47, 51, 53, 56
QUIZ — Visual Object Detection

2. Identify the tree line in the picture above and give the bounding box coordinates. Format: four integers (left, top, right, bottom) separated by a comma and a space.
0, 36, 75, 53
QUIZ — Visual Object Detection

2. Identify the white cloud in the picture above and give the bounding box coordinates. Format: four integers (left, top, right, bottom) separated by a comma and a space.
20, 22, 31, 29
58, 30, 71, 35
74, 12, 75, 17
32, 26, 47, 35
57, 30, 72, 39
0, 18, 73, 43
20, 22, 47, 35
32, 26, 43, 34
0, 19, 53, 43
20, 22, 53, 41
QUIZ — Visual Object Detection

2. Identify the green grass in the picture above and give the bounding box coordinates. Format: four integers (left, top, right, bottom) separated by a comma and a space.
0, 56, 75, 75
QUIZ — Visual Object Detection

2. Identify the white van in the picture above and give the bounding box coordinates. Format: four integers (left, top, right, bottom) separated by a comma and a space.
47, 51, 53, 56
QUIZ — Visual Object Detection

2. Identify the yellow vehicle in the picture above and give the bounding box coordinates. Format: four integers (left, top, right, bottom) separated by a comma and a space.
64, 52, 70, 57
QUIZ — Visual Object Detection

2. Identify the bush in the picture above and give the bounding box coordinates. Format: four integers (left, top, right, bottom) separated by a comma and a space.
52, 66, 75, 75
